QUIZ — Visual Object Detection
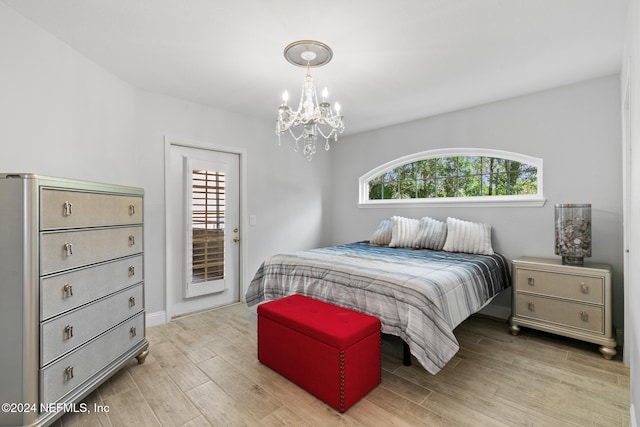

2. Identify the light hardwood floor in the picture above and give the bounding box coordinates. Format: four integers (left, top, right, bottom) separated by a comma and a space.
53, 303, 630, 426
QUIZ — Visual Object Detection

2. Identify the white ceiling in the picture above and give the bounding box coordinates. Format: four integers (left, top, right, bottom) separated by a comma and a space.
3, 0, 630, 135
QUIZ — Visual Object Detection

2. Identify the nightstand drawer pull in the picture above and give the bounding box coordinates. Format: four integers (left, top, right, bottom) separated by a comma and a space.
129, 204, 136, 216
580, 311, 589, 322
63, 201, 73, 216
527, 301, 535, 311
580, 283, 589, 294
130, 326, 137, 338
129, 296, 136, 308
527, 276, 535, 286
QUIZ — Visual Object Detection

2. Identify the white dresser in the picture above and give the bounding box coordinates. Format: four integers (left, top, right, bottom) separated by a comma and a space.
509, 257, 616, 359
0, 174, 149, 427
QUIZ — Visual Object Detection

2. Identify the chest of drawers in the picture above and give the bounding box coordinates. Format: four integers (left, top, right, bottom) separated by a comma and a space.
0, 174, 149, 427
509, 257, 616, 359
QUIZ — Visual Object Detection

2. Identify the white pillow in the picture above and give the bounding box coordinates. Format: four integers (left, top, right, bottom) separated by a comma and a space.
442, 217, 494, 255
370, 218, 393, 245
414, 216, 447, 250
389, 216, 420, 248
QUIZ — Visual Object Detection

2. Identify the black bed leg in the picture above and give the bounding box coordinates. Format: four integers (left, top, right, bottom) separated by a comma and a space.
402, 341, 411, 366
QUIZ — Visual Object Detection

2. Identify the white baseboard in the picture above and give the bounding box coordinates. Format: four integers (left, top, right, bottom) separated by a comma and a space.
632, 404, 637, 427
146, 310, 167, 327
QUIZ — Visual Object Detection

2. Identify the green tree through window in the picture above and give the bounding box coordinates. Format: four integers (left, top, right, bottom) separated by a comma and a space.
361, 149, 542, 205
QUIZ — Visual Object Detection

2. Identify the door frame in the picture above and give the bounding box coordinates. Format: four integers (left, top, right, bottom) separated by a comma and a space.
164, 136, 248, 321
622, 63, 632, 366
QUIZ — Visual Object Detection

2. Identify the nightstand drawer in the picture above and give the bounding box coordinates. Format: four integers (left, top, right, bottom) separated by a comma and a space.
515, 268, 604, 304
515, 295, 604, 334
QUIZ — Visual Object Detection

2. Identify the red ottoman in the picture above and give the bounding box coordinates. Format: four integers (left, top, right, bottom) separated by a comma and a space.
257, 294, 381, 412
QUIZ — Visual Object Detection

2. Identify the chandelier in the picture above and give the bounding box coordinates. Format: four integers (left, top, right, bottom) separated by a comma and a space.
276, 40, 345, 161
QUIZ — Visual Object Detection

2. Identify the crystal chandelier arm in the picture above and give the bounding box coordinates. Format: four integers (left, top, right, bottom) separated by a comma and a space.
288, 127, 306, 142
316, 124, 344, 141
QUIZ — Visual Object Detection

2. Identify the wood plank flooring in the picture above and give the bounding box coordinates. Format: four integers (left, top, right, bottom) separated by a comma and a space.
53, 303, 630, 426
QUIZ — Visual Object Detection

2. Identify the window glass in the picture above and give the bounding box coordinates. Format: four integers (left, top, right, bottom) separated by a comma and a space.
191, 169, 225, 283
359, 149, 544, 207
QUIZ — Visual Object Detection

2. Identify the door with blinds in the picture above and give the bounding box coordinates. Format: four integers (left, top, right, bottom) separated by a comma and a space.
166, 142, 240, 318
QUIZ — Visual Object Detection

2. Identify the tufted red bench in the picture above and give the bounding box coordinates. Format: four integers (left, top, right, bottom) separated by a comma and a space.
257, 294, 381, 412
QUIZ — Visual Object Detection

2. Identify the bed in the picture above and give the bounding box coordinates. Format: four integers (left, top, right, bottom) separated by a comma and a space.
245, 240, 511, 374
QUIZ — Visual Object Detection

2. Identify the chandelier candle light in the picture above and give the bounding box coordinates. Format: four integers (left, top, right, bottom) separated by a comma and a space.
276, 40, 345, 161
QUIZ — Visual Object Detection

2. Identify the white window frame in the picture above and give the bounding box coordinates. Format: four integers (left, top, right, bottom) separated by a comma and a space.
358, 148, 546, 208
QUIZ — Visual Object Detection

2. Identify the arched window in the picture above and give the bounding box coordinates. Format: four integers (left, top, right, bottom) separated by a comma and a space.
359, 148, 545, 207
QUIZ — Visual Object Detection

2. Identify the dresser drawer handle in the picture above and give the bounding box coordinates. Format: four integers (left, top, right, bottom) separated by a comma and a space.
580, 311, 589, 322
527, 276, 535, 286
129, 296, 136, 308
128, 235, 136, 246
64, 366, 74, 382
527, 301, 535, 311
64, 324, 74, 340
63, 242, 73, 257
129, 204, 136, 216
580, 283, 589, 294
130, 326, 137, 338
128, 265, 135, 277
63, 283, 73, 298
63, 201, 73, 216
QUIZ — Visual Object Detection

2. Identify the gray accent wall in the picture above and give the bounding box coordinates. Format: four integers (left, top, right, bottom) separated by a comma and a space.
330, 75, 623, 328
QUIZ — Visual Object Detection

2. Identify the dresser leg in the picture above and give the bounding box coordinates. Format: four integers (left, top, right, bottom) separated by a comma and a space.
136, 349, 149, 364
599, 345, 616, 360
509, 323, 520, 336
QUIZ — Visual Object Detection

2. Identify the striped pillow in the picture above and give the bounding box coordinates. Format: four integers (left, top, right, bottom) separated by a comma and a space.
414, 216, 447, 250
442, 217, 494, 255
370, 218, 393, 245
389, 216, 420, 248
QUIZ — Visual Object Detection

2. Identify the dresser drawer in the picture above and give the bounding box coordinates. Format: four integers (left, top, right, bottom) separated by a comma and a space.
515, 294, 604, 334
40, 226, 143, 275
515, 268, 604, 304
40, 312, 145, 404
41, 255, 143, 321
41, 189, 143, 230
41, 284, 144, 366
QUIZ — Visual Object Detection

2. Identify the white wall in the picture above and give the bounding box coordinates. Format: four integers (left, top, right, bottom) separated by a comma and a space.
331, 75, 623, 324
0, 3, 138, 186
134, 90, 334, 317
0, 3, 333, 321
622, 0, 639, 423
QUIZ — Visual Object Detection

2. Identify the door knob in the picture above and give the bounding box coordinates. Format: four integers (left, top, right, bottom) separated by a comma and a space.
233, 236, 240, 243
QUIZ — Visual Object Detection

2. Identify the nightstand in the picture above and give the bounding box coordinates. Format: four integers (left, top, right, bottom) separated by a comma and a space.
509, 257, 617, 359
